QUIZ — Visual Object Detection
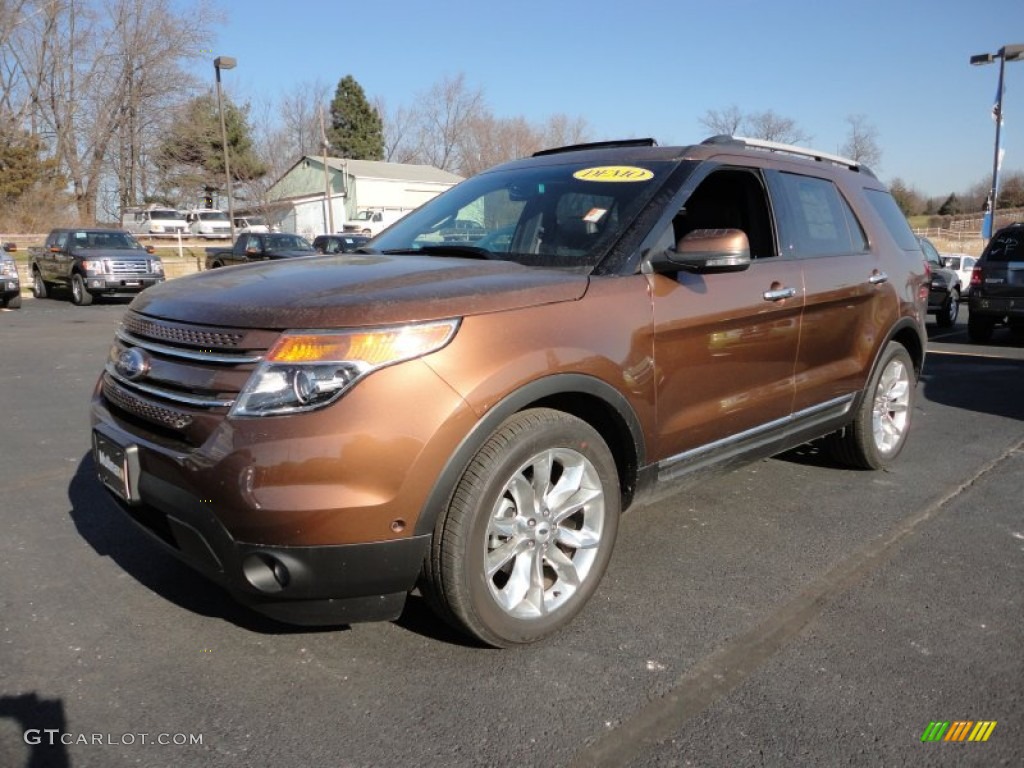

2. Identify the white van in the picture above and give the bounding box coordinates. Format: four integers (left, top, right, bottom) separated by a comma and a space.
186, 209, 232, 239
123, 206, 189, 237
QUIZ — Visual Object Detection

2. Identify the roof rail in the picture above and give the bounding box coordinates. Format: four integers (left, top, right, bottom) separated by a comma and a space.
701, 134, 866, 172
533, 138, 658, 157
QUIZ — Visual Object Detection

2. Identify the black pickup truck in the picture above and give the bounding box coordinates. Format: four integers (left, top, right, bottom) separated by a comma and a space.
30, 228, 164, 306
205, 232, 316, 270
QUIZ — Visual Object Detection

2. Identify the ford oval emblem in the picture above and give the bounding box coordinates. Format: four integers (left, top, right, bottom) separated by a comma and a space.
116, 347, 150, 381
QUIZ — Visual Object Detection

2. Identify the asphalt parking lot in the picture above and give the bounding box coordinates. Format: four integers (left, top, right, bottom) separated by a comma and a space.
1, 297, 1022, 768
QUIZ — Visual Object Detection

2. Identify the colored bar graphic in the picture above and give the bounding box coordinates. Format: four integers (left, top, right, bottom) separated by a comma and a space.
968, 721, 997, 742
921, 720, 997, 742
944, 721, 973, 741
921, 721, 949, 742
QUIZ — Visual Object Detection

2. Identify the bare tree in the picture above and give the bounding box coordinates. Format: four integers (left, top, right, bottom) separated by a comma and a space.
743, 110, 811, 144
540, 113, 591, 150
375, 95, 419, 163
4, 0, 220, 222
840, 113, 882, 168
412, 72, 486, 172
698, 105, 744, 137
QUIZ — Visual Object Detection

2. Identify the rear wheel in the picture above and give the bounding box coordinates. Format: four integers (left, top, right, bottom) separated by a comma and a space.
423, 408, 620, 647
70, 273, 93, 306
32, 270, 48, 299
936, 288, 959, 328
827, 342, 914, 470
967, 314, 995, 343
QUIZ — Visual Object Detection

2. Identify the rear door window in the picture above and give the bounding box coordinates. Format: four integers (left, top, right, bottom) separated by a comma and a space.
772, 173, 868, 257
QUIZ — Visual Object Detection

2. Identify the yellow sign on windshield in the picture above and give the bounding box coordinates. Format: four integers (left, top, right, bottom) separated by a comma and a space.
573, 166, 654, 182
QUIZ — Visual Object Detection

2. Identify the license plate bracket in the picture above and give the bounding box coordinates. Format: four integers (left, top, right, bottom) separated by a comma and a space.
93, 431, 137, 502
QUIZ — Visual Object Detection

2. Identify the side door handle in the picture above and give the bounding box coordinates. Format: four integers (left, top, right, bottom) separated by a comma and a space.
763, 286, 797, 302
869, 271, 889, 285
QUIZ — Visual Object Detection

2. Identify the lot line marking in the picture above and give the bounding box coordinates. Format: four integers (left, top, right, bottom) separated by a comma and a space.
571, 436, 1024, 767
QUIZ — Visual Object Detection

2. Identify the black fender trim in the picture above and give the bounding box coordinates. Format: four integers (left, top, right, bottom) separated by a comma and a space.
414, 373, 646, 537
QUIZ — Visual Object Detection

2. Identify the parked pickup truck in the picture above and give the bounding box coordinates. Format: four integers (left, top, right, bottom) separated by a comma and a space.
205, 232, 316, 270
30, 228, 164, 306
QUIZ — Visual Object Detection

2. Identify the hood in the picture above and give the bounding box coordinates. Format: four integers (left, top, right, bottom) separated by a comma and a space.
266, 250, 317, 259
131, 253, 588, 329
70, 247, 152, 260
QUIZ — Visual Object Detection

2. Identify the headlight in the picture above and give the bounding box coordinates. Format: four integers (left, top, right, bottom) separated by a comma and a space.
81, 259, 108, 274
231, 319, 459, 417
151, 259, 164, 273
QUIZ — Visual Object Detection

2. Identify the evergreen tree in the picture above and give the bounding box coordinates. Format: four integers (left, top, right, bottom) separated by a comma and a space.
328, 75, 385, 161
0, 125, 58, 203
155, 92, 266, 201
937, 193, 961, 216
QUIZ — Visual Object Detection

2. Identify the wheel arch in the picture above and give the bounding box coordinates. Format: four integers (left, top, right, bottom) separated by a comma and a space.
885, 317, 926, 380
414, 373, 645, 537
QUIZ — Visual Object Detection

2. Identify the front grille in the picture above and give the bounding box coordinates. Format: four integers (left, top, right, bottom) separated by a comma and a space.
101, 311, 278, 441
110, 260, 149, 275
103, 377, 194, 430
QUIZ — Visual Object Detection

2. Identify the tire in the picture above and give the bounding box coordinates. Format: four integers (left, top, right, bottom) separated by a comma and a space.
967, 314, 995, 343
423, 408, 620, 647
70, 273, 93, 306
936, 288, 959, 328
6, 294, 21, 309
827, 342, 915, 470
32, 270, 48, 299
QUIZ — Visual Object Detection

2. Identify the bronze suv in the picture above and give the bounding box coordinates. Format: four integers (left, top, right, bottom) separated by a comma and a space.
91, 136, 928, 646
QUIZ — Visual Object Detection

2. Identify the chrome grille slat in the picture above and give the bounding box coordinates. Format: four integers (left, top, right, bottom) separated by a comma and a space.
116, 329, 263, 364
105, 364, 236, 408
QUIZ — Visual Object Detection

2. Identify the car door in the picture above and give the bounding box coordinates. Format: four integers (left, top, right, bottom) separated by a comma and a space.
46, 231, 69, 285
766, 171, 898, 415
649, 166, 803, 465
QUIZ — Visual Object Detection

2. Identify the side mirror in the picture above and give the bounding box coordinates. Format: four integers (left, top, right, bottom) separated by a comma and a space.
1, 242, 16, 252
245, 247, 260, 255
145, 245, 156, 254
50, 246, 63, 253
647, 228, 752, 274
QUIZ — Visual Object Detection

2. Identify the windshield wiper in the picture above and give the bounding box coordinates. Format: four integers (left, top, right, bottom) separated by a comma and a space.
382, 245, 498, 260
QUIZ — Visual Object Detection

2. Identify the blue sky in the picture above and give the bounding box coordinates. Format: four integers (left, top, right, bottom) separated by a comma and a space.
193, 0, 1024, 198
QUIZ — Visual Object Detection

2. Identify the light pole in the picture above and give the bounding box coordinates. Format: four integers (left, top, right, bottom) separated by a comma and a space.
970, 44, 1024, 240
214, 56, 237, 242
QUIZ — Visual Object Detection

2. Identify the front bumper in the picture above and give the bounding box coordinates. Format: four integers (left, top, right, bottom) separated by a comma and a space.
85, 275, 164, 297
91, 417, 429, 624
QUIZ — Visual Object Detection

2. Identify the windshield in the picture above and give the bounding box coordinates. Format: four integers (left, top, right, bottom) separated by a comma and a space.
72, 231, 144, 249
197, 211, 229, 221
151, 209, 185, 221
370, 159, 676, 271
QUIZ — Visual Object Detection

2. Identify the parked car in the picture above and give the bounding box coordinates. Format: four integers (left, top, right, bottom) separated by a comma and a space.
967, 222, 1024, 342
919, 236, 961, 328
941, 253, 977, 299
204, 232, 316, 269
1, 242, 21, 309
440, 218, 486, 243
30, 228, 164, 306
312, 234, 371, 254
90, 135, 927, 647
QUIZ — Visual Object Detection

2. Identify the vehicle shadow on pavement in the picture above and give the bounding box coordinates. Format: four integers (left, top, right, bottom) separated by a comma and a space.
920, 352, 1024, 422
67, 453, 350, 637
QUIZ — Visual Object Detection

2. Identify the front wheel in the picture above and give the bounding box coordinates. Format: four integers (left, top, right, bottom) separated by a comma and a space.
32, 271, 48, 299
4, 294, 22, 309
827, 342, 915, 470
936, 288, 959, 328
423, 409, 620, 647
70, 273, 93, 306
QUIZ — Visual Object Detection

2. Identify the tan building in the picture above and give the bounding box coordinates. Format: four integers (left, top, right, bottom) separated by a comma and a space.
265, 157, 463, 238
